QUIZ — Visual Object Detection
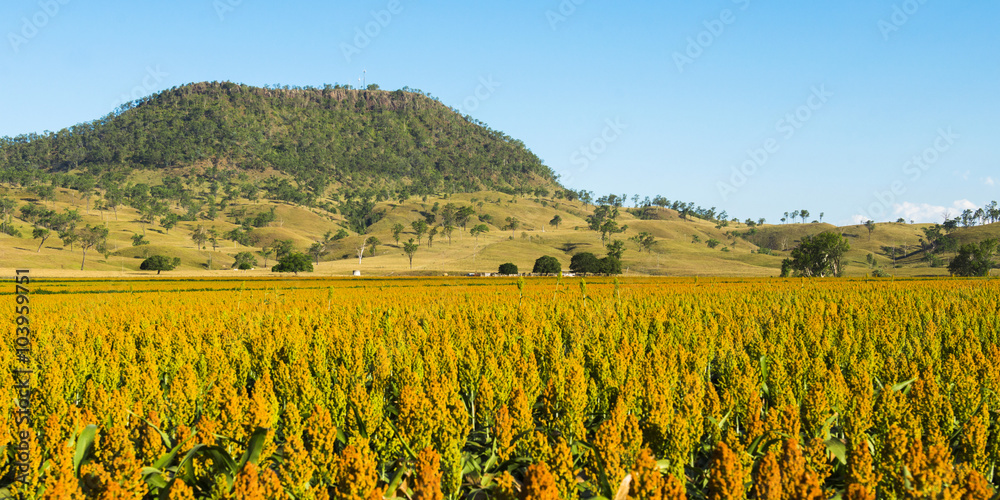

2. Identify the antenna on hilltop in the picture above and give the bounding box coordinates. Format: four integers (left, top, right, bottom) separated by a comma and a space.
363, 69, 366, 89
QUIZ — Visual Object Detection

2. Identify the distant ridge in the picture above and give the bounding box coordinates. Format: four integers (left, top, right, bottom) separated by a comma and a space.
0, 81, 556, 197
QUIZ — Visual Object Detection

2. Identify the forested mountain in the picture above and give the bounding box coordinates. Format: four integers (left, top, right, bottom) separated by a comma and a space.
0, 81, 555, 199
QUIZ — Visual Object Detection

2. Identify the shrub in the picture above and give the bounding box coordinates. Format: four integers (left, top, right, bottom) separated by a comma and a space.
498, 263, 518, 275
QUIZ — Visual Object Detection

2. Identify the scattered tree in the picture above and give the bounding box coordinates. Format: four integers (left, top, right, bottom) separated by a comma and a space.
498, 263, 518, 275
532, 255, 561, 275
261, 247, 274, 268
470, 224, 489, 243
443, 224, 455, 244
412, 220, 429, 244
570, 253, 600, 274
948, 239, 998, 277
233, 251, 258, 270
272, 252, 314, 275
160, 213, 179, 233
503, 217, 520, 237
599, 256, 622, 275
140, 255, 181, 274
391, 223, 404, 244
606, 239, 626, 260
780, 231, 850, 277
549, 215, 562, 229
309, 242, 329, 265
270, 239, 294, 259
191, 226, 208, 249
864, 220, 876, 241
366, 236, 381, 256
630, 232, 655, 253
403, 239, 418, 269
78, 224, 109, 271
32, 227, 51, 252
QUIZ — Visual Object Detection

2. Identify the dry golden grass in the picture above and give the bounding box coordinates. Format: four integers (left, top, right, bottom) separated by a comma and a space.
3, 187, 998, 278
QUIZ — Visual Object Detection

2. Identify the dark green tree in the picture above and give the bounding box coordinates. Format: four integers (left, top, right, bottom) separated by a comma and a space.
549, 215, 562, 229
533, 255, 561, 275
570, 253, 600, 274
606, 239, 626, 259
948, 239, 998, 277
160, 213, 179, 233
455, 206, 476, 229
598, 256, 622, 275
498, 263, 518, 275
272, 252, 314, 275
140, 255, 181, 274
781, 231, 850, 277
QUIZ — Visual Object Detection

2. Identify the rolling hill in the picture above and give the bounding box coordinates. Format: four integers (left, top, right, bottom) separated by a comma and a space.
1, 82, 998, 277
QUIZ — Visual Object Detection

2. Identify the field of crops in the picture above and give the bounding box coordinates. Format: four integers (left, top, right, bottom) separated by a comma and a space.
3, 276, 1000, 499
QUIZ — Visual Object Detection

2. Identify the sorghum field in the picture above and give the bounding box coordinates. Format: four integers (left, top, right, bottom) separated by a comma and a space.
3, 276, 1000, 499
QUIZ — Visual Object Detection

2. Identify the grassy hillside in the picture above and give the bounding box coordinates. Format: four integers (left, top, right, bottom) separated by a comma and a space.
3, 185, 998, 278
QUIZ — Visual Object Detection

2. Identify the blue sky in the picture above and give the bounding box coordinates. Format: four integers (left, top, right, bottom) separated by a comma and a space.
1, 0, 997, 224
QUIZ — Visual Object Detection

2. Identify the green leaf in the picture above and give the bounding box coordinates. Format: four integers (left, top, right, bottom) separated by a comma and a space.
824, 438, 847, 466
891, 376, 917, 394
141, 467, 169, 489
238, 427, 270, 469
707, 408, 733, 430
152, 434, 195, 470
73, 425, 99, 477
386, 464, 408, 498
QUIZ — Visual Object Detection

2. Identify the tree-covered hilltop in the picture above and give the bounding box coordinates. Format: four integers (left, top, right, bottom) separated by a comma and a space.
0, 81, 555, 197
